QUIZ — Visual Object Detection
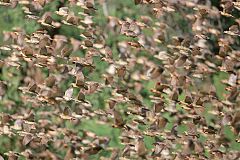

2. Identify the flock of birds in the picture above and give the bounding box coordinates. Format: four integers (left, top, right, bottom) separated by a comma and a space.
0, 0, 240, 159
